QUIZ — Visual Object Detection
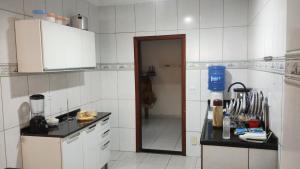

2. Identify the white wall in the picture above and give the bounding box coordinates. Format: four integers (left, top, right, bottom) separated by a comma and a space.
0, 0, 102, 168
141, 40, 182, 117
98, 0, 249, 156
247, 0, 286, 168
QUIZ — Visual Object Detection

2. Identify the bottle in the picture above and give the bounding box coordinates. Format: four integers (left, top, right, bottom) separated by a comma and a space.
223, 113, 230, 139
213, 99, 223, 127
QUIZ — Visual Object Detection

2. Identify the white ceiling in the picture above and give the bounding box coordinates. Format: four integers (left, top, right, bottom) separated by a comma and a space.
87, 0, 160, 6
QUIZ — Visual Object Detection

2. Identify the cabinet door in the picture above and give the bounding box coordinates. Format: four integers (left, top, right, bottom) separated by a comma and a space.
62, 132, 84, 169
99, 140, 111, 168
84, 124, 99, 169
249, 149, 277, 169
41, 21, 67, 70
287, 0, 300, 52
202, 145, 248, 169
81, 31, 96, 68
64, 27, 82, 69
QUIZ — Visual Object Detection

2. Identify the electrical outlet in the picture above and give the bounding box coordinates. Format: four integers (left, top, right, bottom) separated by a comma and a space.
191, 137, 198, 145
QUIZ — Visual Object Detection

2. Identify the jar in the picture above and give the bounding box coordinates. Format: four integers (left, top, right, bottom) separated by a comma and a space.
47, 12, 56, 22
212, 99, 223, 127
55, 15, 64, 25
32, 10, 48, 20
63, 17, 70, 26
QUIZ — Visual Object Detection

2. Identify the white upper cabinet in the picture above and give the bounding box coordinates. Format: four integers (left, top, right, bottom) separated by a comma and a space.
287, 0, 300, 52
15, 20, 96, 72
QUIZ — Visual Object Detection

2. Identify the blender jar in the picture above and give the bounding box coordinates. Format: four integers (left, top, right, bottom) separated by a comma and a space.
30, 94, 45, 117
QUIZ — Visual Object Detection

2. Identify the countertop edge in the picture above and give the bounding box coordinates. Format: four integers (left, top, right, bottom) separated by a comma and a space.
21, 112, 111, 138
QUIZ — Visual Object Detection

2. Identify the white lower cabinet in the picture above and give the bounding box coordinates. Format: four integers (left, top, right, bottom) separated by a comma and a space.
202, 145, 278, 169
249, 149, 278, 169
203, 145, 248, 169
62, 132, 85, 169
22, 116, 111, 169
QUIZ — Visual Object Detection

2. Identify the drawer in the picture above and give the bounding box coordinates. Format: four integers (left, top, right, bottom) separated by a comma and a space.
99, 140, 111, 167
97, 128, 111, 145
97, 116, 110, 132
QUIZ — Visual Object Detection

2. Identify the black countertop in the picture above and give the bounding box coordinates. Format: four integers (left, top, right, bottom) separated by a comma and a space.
200, 102, 278, 150
21, 110, 111, 138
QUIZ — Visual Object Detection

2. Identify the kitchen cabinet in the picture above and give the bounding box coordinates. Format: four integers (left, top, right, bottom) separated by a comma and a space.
15, 19, 96, 72
202, 145, 278, 169
287, 0, 300, 53
249, 149, 277, 169
21, 116, 111, 169
62, 132, 85, 169
202, 145, 248, 169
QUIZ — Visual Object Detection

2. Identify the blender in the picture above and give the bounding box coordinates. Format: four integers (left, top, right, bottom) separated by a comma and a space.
29, 94, 48, 133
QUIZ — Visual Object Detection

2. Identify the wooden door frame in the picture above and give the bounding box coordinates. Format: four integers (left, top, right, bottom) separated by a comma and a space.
134, 34, 186, 155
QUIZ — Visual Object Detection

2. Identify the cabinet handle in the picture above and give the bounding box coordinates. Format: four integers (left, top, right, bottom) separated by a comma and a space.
102, 129, 110, 138
86, 124, 97, 133
101, 141, 110, 150
101, 117, 109, 126
67, 133, 80, 144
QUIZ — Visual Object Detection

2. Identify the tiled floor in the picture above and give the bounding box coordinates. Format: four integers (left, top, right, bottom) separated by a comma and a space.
108, 151, 201, 169
142, 115, 182, 151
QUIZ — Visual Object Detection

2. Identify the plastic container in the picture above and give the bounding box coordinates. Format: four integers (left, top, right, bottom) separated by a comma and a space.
47, 12, 56, 22
208, 65, 226, 92
223, 113, 231, 139
213, 99, 223, 127
55, 15, 64, 25
32, 10, 48, 20
210, 91, 223, 107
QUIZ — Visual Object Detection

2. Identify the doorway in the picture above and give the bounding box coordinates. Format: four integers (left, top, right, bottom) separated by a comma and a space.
134, 35, 186, 155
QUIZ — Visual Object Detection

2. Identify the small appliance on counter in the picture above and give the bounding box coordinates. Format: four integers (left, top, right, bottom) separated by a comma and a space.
29, 94, 48, 133
71, 14, 88, 30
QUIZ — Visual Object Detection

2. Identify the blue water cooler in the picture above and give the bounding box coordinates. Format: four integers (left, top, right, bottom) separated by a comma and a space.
208, 66, 226, 107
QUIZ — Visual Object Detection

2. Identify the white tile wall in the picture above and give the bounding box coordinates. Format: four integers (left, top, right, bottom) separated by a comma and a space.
4, 126, 22, 168
0, 10, 23, 64
186, 101, 201, 132
117, 71, 135, 99
62, 0, 76, 17
178, 29, 200, 62
118, 100, 135, 129
0, 131, 6, 169
116, 33, 135, 63
156, 0, 177, 31
99, 34, 117, 63
178, 0, 200, 30
24, 0, 46, 16
99, 6, 116, 33
135, 2, 155, 32
110, 127, 120, 150
200, 0, 223, 28
186, 70, 201, 101
76, 0, 89, 17
46, 0, 63, 15
186, 132, 201, 157
49, 73, 67, 114
66, 72, 82, 109
88, 3, 100, 33
0, 87, 3, 132
223, 27, 248, 61
119, 128, 136, 151
199, 28, 223, 61
101, 71, 118, 99
0, 0, 24, 14
1, 76, 30, 129
224, 0, 248, 27
116, 5, 135, 33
